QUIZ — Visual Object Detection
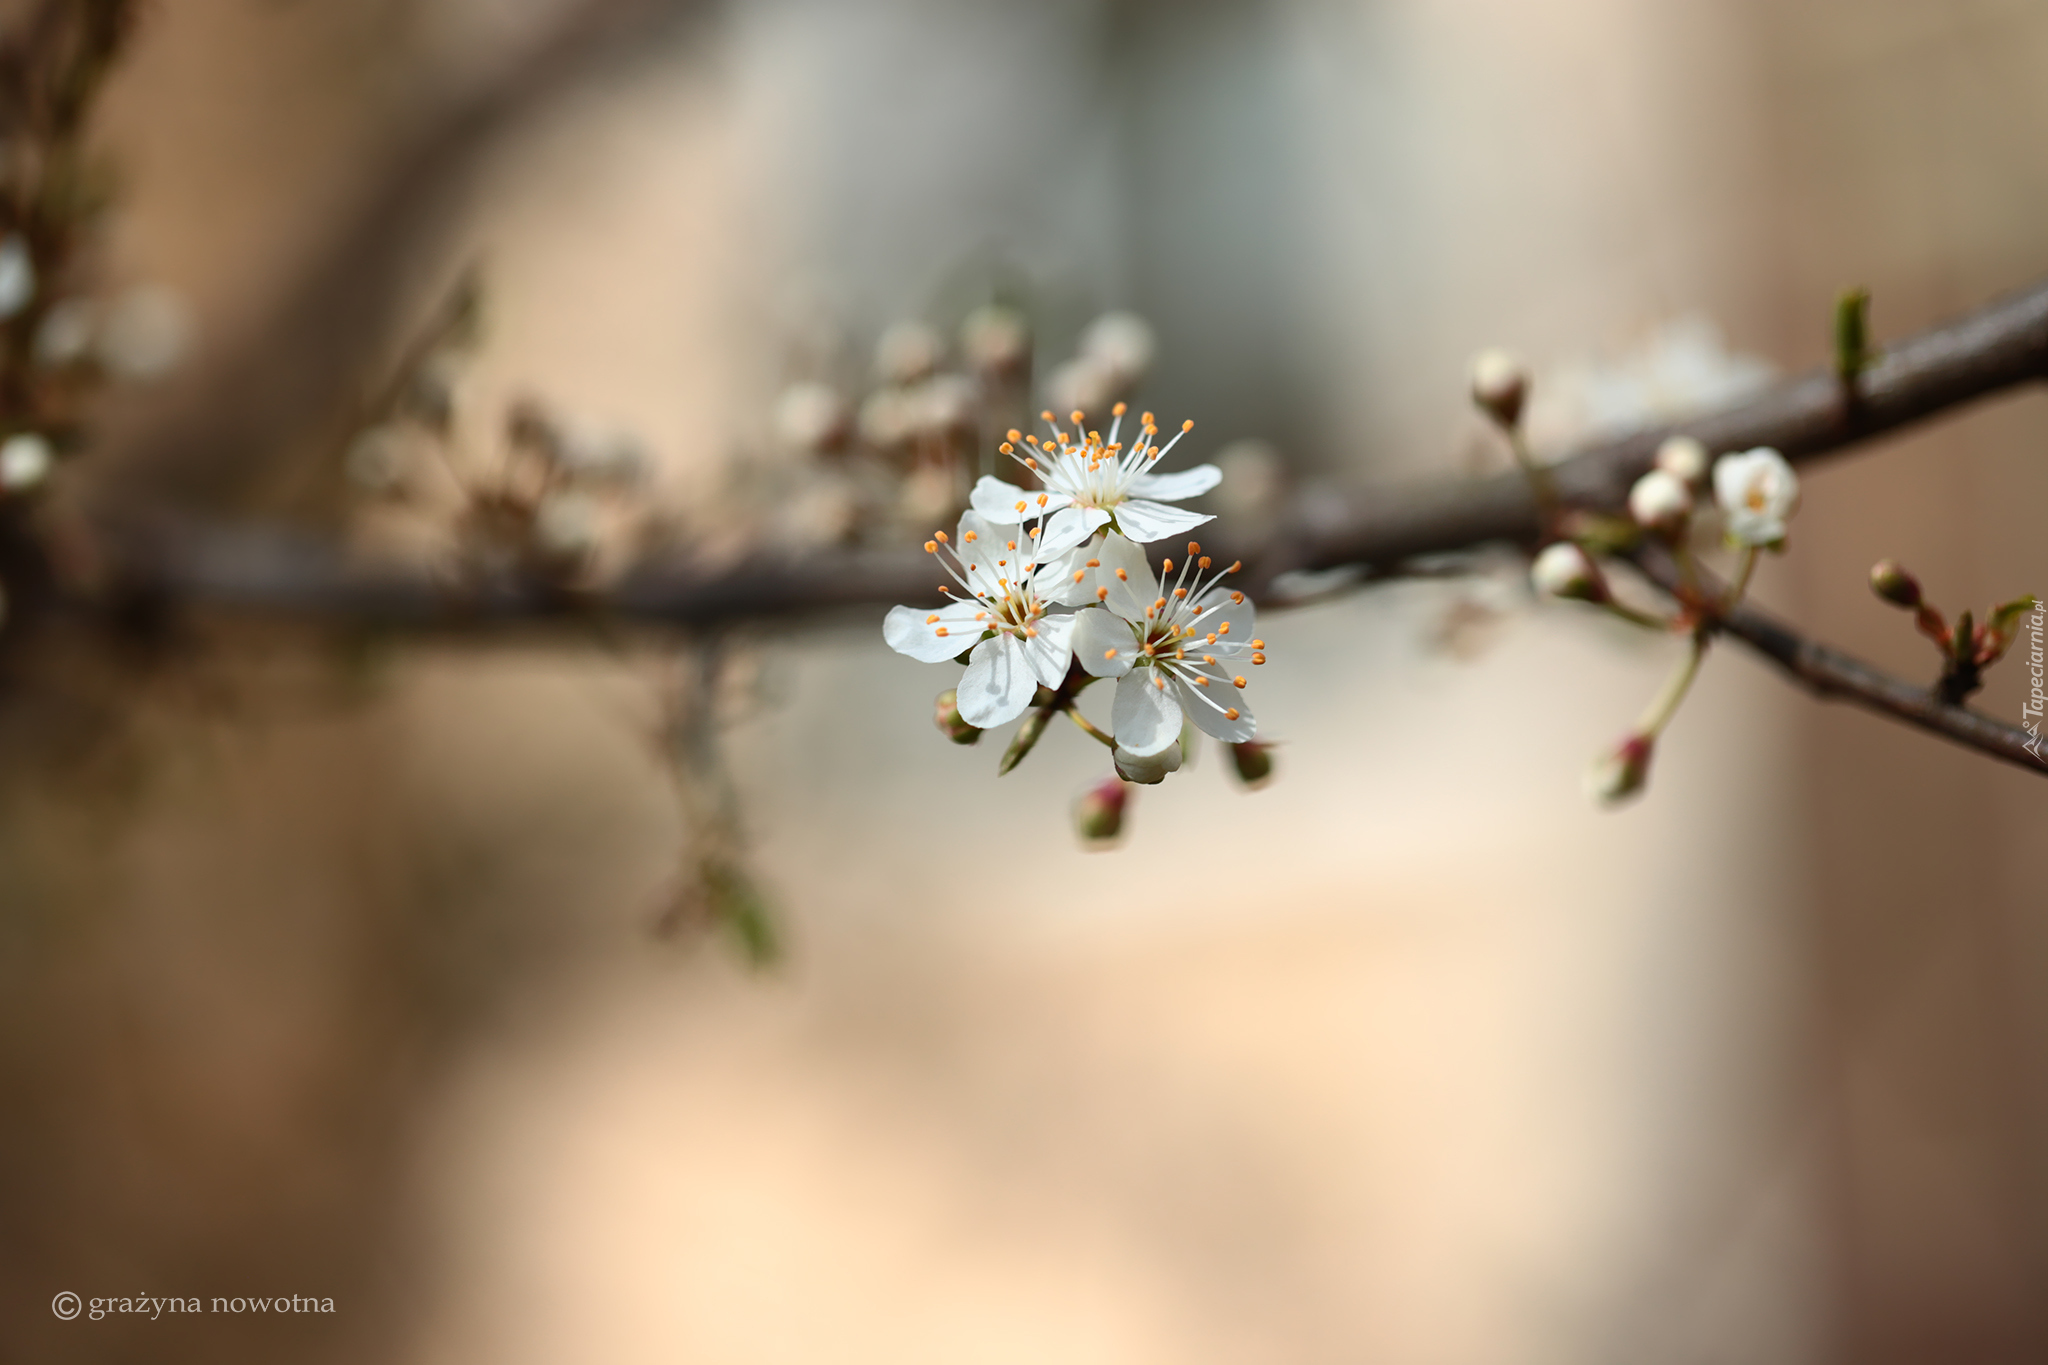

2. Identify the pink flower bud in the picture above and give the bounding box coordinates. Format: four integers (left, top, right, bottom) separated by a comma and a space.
933, 689, 981, 745
1585, 732, 1654, 806
1074, 777, 1129, 847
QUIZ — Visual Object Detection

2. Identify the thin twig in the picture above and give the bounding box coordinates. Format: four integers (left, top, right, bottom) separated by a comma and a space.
1631, 548, 2045, 777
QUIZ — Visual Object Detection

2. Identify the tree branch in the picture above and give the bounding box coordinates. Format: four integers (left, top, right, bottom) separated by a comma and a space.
80, 277, 2048, 779
1629, 549, 2045, 778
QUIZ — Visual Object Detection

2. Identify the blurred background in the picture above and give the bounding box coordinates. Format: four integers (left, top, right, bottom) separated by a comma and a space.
3, 0, 2047, 1361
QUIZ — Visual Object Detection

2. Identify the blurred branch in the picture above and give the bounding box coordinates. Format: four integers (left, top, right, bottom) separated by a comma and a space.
1631, 549, 2046, 778
97, 0, 708, 510
101, 272, 2048, 623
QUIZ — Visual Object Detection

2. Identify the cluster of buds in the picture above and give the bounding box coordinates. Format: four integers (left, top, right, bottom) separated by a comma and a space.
1868, 560, 2036, 705
767, 307, 1158, 549
882, 403, 1274, 847
1474, 349, 1805, 807
343, 277, 656, 588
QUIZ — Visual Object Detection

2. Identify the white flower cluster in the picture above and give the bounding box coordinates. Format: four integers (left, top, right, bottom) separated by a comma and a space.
884, 405, 1263, 785
1477, 325, 1806, 811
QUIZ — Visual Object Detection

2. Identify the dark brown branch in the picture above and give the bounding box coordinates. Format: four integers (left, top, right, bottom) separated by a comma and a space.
1295, 275, 2048, 576
1630, 550, 2045, 778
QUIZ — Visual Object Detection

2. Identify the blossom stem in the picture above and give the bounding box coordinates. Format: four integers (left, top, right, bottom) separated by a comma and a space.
1601, 597, 1676, 632
1721, 545, 1759, 615
1636, 628, 1709, 738
1065, 708, 1117, 749
1507, 429, 1559, 528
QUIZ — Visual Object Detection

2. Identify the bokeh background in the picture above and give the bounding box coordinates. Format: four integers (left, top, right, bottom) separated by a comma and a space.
4, 1, 2047, 1361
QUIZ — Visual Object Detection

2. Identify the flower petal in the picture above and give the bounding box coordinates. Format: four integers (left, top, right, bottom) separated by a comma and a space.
1112, 498, 1213, 543
1071, 606, 1136, 678
956, 634, 1038, 728
1175, 675, 1255, 743
1042, 541, 1105, 607
1030, 505, 1094, 561
1111, 668, 1182, 756
1127, 463, 1221, 503
969, 477, 1030, 523
957, 509, 1011, 548
1089, 532, 1156, 622
883, 602, 983, 662
1018, 612, 1076, 689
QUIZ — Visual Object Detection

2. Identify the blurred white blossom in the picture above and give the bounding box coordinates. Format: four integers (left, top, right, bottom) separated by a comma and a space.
0, 235, 33, 320
98, 286, 192, 380
0, 432, 52, 492
1527, 316, 1774, 449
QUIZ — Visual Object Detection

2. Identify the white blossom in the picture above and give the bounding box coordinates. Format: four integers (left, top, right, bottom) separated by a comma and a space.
970, 404, 1218, 543
1068, 532, 1260, 755
1627, 468, 1693, 536
1713, 446, 1800, 549
883, 506, 1096, 729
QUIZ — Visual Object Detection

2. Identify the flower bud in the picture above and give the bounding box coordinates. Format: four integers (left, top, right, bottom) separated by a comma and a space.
960, 304, 1031, 377
1073, 776, 1128, 847
1627, 468, 1693, 537
1584, 732, 1653, 806
1113, 742, 1183, 785
1469, 348, 1528, 429
1080, 311, 1156, 388
933, 688, 982, 745
1229, 739, 1274, 788
533, 490, 601, 565
774, 382, 851, 457
875, 320, 942, 385
1653, 434, 1709, 489
1869, 559, 1922, 608
1530, 541, 1606, 602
